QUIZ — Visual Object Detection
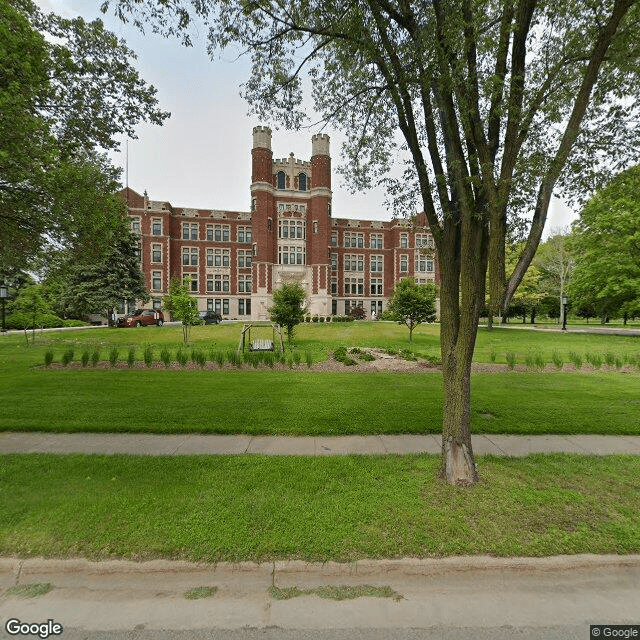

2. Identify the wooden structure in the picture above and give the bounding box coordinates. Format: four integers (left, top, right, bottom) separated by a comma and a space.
238, 322, 285, 354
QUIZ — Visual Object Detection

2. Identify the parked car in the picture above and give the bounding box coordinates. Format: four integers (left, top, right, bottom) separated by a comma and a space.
199, 311, 222, 325
118, 309, 164, 328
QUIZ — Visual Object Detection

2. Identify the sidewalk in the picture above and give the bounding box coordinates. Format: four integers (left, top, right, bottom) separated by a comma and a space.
1, 556, 639, 635
1, 432, 640, 456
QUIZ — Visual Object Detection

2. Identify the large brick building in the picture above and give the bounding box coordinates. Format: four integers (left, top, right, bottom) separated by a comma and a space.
123, 127, 440, 320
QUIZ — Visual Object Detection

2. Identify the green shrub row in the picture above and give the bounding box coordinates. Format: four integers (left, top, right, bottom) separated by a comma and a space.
303, 315, 355, 323
5, 312, 86, 331
42, 347, 315, 369
500, 350, 639, 371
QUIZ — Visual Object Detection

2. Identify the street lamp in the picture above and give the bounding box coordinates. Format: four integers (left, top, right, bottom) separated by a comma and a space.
561, 295, 568, 331
0, 286, 7, 334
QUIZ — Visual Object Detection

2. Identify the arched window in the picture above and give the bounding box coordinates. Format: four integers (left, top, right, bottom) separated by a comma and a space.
277, 171, 286, 190
298, 172, 307, 191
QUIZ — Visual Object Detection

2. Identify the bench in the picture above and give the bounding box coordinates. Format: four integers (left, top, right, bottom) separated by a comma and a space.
249, 339, 275, 352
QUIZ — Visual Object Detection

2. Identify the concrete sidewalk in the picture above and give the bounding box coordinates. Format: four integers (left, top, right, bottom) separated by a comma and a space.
1, 556, 639, 635
1, 432, 640, 456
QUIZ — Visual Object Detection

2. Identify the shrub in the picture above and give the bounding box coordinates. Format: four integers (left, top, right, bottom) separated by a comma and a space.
348, 306, 366, 320
44, 350, 54, 367
61, 349, 74, 366
143, 346, 154, 367
359, 352, 375, 362
312, 316, 318, 323
293, 351, 302, 366
160, 348, 171, 368
569, 351, 583, 369
534, 353, 545, 369
604, 352, 616, 367
586, 352, 602, 369
506, 352, 517, 369
91, 349, 100, 367
196, 350, 207, 368
305, 351, 313, 368
127, 347, 136, 368
81, 349, 90, 367
176, 349, 189, 367
551, 350, 563, 369
489, 349, 497, 363
333, 346, 357, 366
615, 356, 623, 369
108, 347, 119, 367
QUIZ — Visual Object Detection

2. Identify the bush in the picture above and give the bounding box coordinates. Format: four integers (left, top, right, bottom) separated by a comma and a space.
44, 350, 54, 367
91, 349, 100, 367
127, 347, 136, 368
293, 351, 301, 366
176, 349, 189, 367
378, 310, 397, 321
61, 349, 74, 366
506, 352, 517, 369
143, 345, 154, 367
160, 348, 171, 368
551, 350, 563, 369
569, 351, 583, 369
81, 349, 90, 367
108, 347, 119, 367
333, 346, 357, 366
5, 312, 66, 330
348, 306, 366, 320
305, 351, 313, 368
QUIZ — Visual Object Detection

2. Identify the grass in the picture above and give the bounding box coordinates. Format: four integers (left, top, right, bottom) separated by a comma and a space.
3, 583, 53, 598
269, 584, 403, 601
1, 369, 639, 435
183, 586, 218, 599
0, 453, 638, 561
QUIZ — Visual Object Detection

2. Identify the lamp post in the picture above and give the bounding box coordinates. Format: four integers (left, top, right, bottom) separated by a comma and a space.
561, 295, 568, 331
0, 286, 7, 333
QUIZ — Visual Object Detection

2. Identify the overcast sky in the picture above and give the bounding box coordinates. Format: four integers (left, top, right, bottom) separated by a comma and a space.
42, 0, 576, 231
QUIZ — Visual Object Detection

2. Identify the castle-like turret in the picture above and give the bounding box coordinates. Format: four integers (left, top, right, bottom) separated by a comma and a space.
251, 126, 273, 184
311, 134, 331, 190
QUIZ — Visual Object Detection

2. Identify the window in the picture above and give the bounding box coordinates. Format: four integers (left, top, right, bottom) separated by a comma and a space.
214, 274, 230, 292
152, 298, 162, 310
331, 277, 337, 295
279, 219, 305, 239
151, 244, 162, 263
313, 221, 318, 234
370, 234, 383, 249
400, 254, 408, 272
206, 248, 214, 267
331, 233, 337, 247
134, 243, 141, 261
400, 233, 408, 249
331, 253, 338, 271
207, 299, 214, 311
238, 226, 252, 243
206, 274, 214, 292
238, 299, 251, 315
416, 253, 434, 272
182, 223, 198, 240
213, 224, 230, 242
152, 271, 162, 291
370, 278, 383, 295
238, 275, 252, 293
278, 245, 305, 265
370, 255, 383, 272
206, 225, 214, 241
213, 249, 230, 267
344, 232, 364, 248
277, 171, 286, 190
238, 250, 252, 268
415, 233, 434, 248
344, 277, 364, 295
182, 247, 198, 266
223, 299, 230, 315
214, 299, 222, 314
344, 254, 364, 272
152, 219, 162, 236
298, 172, 307, 191
183, 273, 198, 293
251, 198, 256, 212
130, 217, 140, 233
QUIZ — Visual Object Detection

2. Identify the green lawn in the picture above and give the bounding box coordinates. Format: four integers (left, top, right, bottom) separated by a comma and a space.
1, 323, 640, 435
1, 453, 638, 561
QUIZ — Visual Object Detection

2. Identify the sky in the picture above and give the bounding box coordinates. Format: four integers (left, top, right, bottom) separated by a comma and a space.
42, 0, 576, 232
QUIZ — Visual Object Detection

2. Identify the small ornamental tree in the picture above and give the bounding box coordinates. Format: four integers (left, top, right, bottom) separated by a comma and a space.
163, 277, 199, 344
269, 282, 307, 343
389, 278, 437, 343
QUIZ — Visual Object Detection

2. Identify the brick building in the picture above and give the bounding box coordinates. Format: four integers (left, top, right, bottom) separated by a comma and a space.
122, 127, 440, 320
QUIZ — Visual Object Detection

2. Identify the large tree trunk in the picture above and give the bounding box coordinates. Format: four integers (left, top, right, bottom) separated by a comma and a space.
438, 214, 487, 485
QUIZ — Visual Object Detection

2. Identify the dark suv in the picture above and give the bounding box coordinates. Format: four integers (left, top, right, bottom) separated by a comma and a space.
199, 311, 222, 325
118, 309, 164, 328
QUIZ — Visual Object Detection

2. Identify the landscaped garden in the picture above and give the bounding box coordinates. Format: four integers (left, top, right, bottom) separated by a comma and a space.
1, 321, 639, 561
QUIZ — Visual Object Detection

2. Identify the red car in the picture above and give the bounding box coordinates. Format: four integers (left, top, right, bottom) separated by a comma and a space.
118, 309, 164, 328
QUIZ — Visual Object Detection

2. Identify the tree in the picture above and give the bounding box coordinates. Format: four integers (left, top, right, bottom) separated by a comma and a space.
50, 226, 149, 321
389, 278, 437, 342
269, 282, 307, 343
504, 244, 543, 323
107, 0, 640, 484
10, 284, 54, 345
569, 166, 640, 322
0, 1, 170, 271
163, 277, 200, 344
534, 229, 575, 326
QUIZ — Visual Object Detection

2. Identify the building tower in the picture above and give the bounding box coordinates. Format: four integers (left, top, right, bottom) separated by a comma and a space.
250, 127, 333, 320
